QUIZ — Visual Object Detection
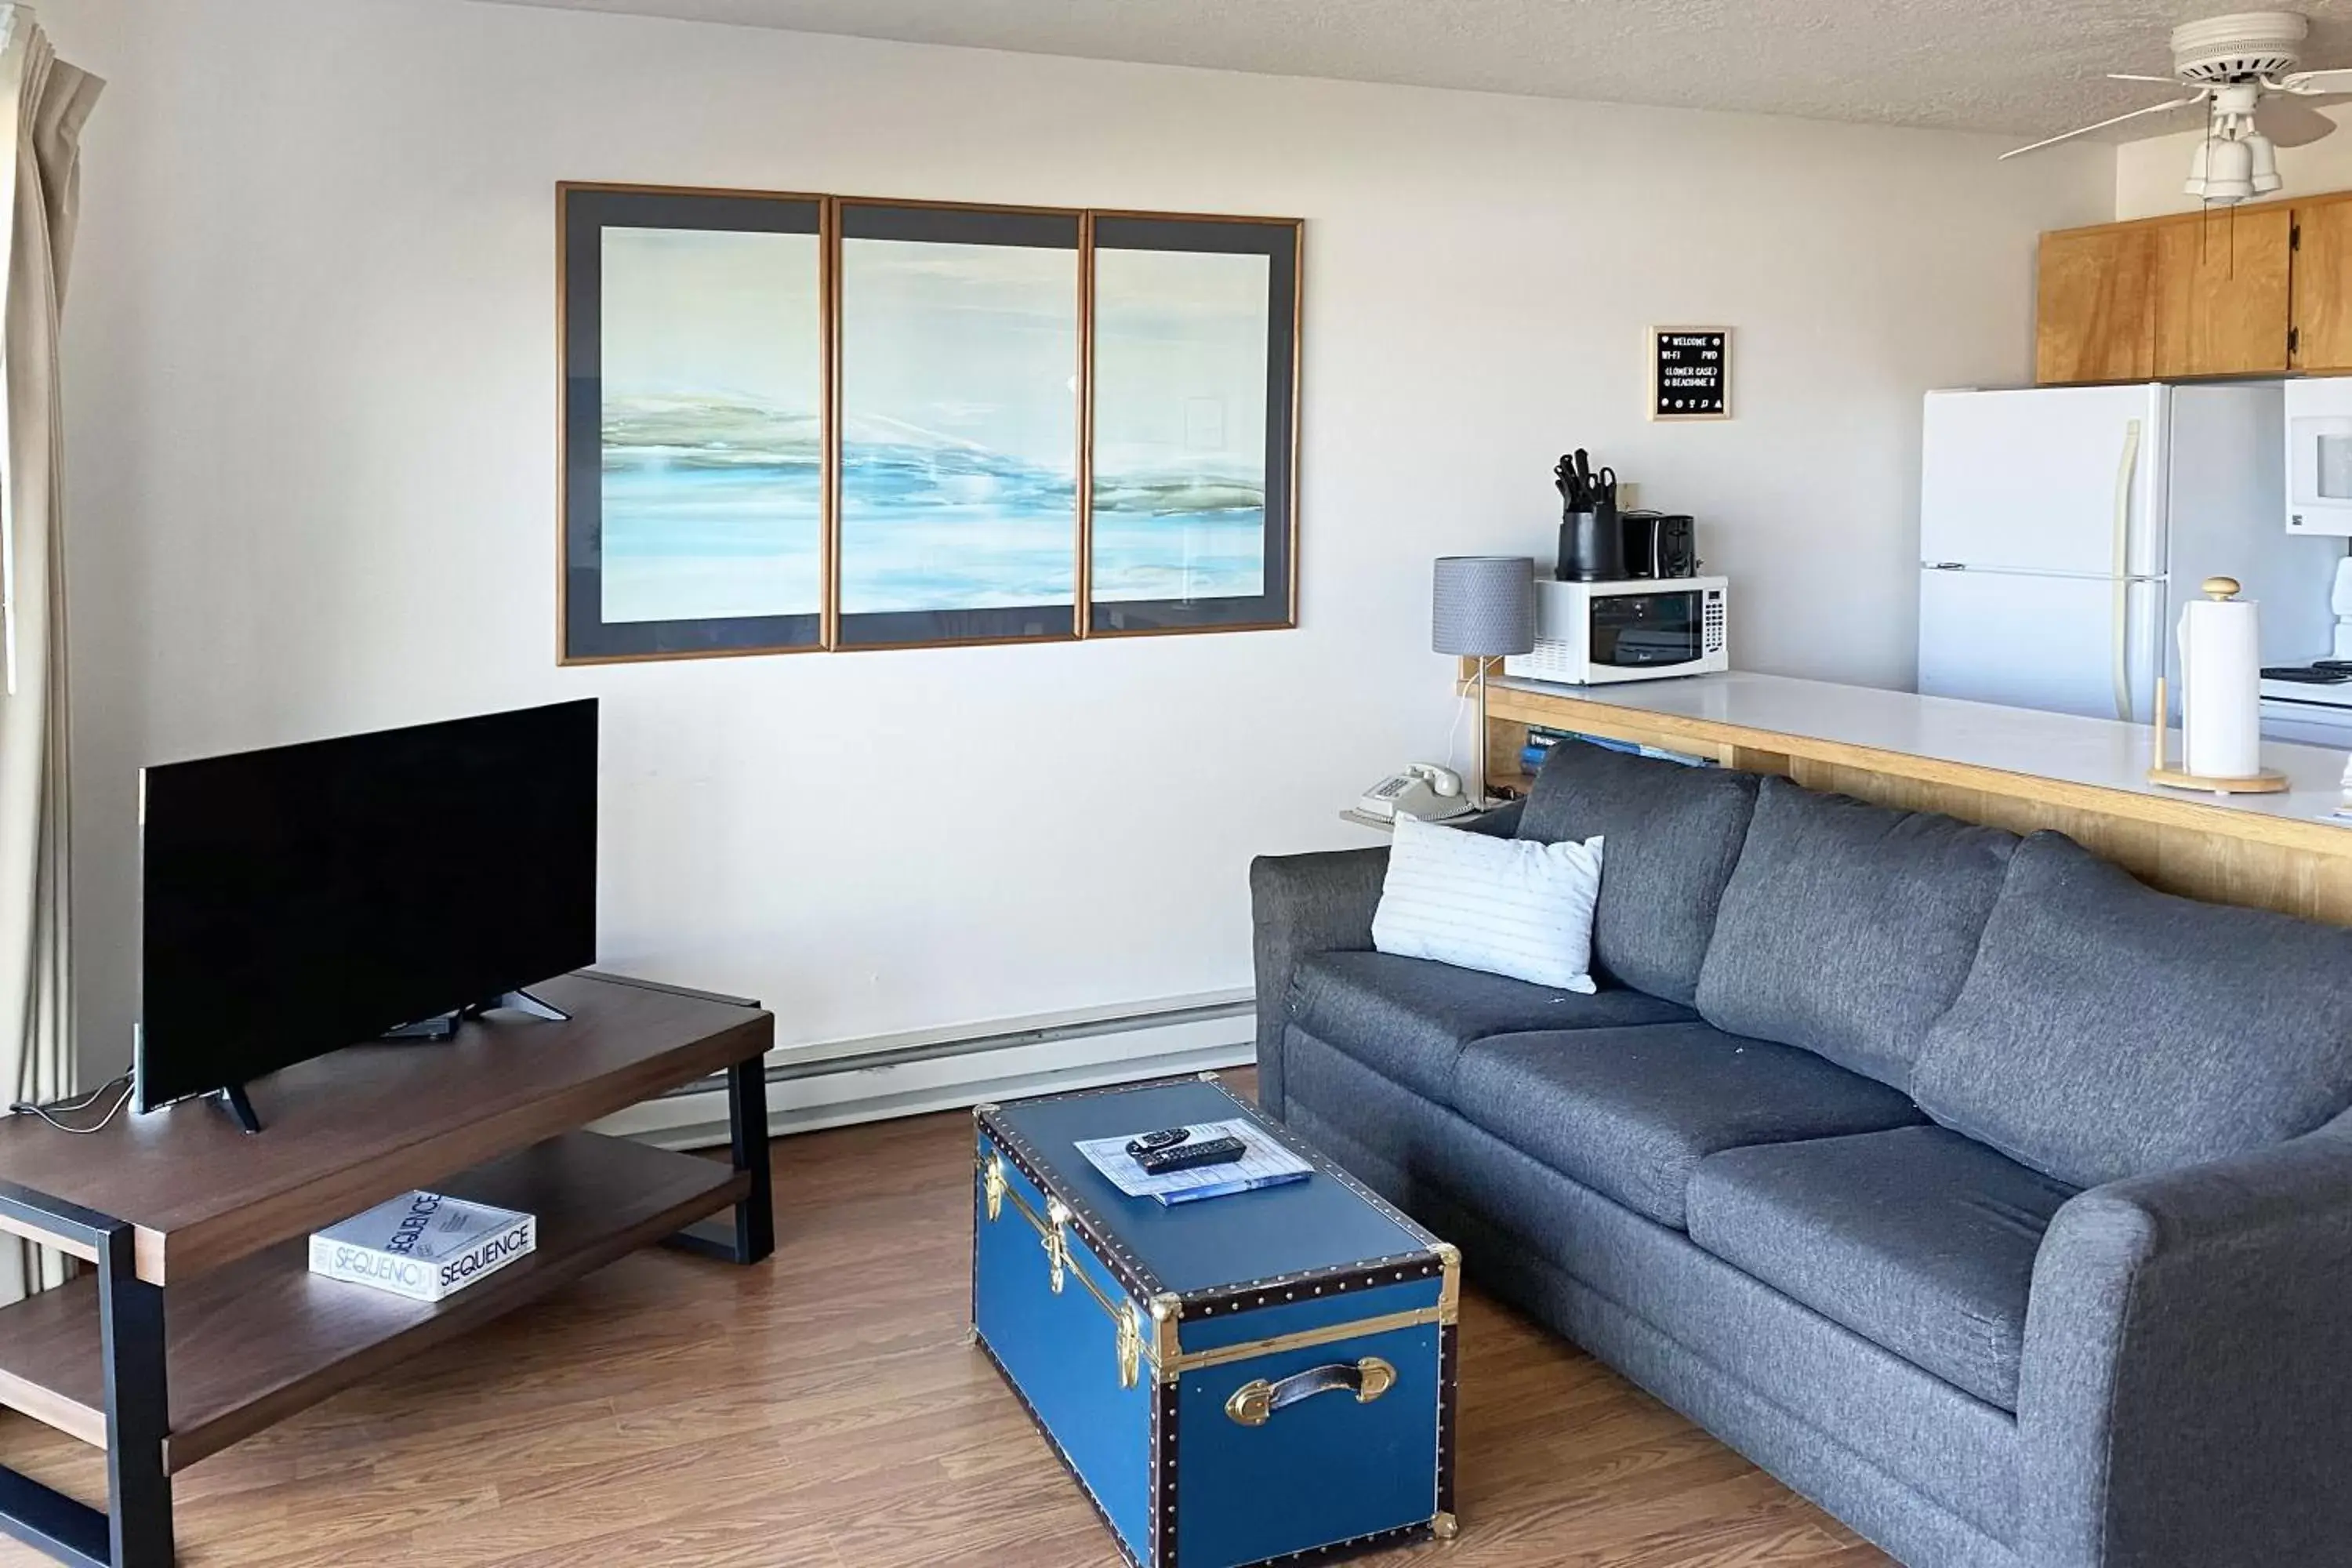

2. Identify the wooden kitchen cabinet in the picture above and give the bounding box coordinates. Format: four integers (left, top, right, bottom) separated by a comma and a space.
2291, 199, 2352, 372
2151, 207, 2292, 377
2037, 225, 2156, 383
2036, 191, 2352, 383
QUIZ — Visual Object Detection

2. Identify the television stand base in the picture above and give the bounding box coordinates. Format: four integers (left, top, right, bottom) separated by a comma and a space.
218, 1084, 262, 1135
476, 989, 570, 1023
382, 989, 572, 1046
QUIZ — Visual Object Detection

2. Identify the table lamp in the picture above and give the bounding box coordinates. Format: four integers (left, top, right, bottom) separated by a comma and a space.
1432, 556, 1536, 808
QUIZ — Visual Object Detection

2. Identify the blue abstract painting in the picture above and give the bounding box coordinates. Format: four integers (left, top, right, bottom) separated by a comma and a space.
1091, 247, 1271, 605
838, 236, 1080, 615
598, 226, 824, 625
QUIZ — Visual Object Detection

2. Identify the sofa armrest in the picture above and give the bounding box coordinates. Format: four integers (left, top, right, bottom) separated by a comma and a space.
1247, 848, 1388, 1119
2018, 1115, 2352, 1568
1462, 800, 1525, 837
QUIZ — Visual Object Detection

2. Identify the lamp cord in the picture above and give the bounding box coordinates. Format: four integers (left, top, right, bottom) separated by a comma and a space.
1444, 677, 1473, 780
9, 1069, 134, 1134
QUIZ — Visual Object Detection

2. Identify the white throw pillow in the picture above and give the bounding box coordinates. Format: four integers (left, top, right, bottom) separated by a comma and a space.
1371, 815, 1605, 993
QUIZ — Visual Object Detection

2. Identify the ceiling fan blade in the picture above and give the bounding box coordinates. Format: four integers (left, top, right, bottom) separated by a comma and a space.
2000, 98, 2206, 160
2281, 67, 2352, 92
2107, 72, 2181, 83
2256, 97, 2339, 148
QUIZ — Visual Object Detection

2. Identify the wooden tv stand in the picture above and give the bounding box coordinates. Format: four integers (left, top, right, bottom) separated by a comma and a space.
0, 971, 774, 1568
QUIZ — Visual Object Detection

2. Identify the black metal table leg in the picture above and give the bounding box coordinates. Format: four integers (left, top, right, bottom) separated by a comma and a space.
0, 1182, 173, 1568
99, 1239, 172, 1568
665, 1055, 774, 1265
729, 1055, 775, 1263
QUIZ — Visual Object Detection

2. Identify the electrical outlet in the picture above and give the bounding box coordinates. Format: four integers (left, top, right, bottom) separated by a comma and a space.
1616, 481, 1640, 510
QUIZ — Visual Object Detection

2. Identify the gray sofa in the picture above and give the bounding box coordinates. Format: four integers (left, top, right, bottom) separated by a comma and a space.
1250, 739, 2352, 1568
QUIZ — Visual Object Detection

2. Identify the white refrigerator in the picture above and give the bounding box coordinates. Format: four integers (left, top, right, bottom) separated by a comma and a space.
1918, 382, 2336, 725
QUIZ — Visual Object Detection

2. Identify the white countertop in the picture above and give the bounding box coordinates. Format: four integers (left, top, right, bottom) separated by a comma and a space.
1496, 670, 2352, 833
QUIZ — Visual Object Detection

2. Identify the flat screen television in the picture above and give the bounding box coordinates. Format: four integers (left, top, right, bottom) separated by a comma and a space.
136, 699, 598, 1124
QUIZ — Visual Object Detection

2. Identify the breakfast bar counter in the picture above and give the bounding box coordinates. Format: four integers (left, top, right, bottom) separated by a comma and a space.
1472, 670, 2352, 924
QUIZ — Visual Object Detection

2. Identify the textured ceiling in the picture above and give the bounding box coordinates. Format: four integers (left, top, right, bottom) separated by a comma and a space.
480, 0, 2352, 140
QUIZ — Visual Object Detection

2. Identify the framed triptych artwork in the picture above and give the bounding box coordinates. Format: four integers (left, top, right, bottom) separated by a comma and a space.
559, 184, 1301, 662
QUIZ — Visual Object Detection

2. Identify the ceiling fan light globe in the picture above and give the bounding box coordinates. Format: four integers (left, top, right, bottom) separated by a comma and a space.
2197, 133, 2256, 204
2248, 131, 2282, 193
2185, 136, 2212, 195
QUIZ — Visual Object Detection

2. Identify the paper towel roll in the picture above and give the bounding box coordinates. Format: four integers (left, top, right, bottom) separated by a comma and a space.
2179, 584, 2262, 780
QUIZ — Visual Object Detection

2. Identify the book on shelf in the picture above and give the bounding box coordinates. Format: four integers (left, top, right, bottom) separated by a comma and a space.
309, 1190, 537, 1303
1528, 726, 1713, 769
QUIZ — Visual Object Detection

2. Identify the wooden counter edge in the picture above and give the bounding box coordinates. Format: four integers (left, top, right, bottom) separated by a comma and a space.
1477, 681, 2352, 860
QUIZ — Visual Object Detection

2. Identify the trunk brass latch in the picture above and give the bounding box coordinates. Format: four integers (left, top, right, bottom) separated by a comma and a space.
1116, 1301, 1144, 1390
1043, 1198, 1074, 1294
982, 1156, 1007, 1223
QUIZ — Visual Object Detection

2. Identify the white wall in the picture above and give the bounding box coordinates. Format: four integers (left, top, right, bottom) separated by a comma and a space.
2118, 106, 2352, 218
35, 0, 2111, 1080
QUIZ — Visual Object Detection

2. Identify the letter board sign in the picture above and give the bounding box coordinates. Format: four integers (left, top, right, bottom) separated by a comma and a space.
1651, 327, 1730, 420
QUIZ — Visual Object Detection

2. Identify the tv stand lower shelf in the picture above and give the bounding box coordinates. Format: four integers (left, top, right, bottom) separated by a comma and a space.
0, 971, 774, 1568
0, 1132, 744, 1471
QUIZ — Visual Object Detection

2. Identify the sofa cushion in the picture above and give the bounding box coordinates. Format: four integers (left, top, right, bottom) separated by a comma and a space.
1282, 1028, 2026, 1548
1287, 951, 1692, 1105
1686, 1126, 2078, 1411
1451, 1022, 1926, 1229
1911, 830, 2352, 1189
1515, 739, 1759, 1006
1695, 776, 2016, 1091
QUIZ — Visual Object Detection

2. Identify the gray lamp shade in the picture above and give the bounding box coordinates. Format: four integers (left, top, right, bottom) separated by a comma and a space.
1432, 556, 1535, 657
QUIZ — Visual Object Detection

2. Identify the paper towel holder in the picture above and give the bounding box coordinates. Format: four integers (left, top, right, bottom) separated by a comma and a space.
2148, 578, 2289, 795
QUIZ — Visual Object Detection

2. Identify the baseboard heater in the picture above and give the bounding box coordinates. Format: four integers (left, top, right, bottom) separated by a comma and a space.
593, 990, 1257, 1150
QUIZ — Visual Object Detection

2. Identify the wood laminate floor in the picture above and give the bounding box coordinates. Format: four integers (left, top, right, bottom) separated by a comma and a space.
0, 1070, 1891, 1566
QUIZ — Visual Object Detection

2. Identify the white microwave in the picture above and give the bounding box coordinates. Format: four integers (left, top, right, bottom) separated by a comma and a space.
1503, 577, 1729, 685
2286, 376, 2352, 537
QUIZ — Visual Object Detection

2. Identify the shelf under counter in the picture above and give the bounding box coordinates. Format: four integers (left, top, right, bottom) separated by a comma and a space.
0, 1131, 743, 1473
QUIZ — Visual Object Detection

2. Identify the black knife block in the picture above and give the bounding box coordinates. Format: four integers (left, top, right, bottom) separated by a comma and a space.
1559, 503, 1624, 582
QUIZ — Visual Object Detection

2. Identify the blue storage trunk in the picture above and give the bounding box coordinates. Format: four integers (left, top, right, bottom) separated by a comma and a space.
972, 1075, 1459, 1568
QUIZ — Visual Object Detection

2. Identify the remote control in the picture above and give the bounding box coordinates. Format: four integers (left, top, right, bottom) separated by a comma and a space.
1126, 1127, 1193, 1158
1136, 1134, 1248, 1175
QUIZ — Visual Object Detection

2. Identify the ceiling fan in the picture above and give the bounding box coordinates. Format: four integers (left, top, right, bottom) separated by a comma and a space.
2002, 11, 2352, 204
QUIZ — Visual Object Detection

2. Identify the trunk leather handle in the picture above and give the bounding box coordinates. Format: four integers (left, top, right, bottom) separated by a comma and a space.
1225, 1356, 1397, 1426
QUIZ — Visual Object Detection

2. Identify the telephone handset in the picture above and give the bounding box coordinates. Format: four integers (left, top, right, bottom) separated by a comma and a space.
1359, 763, 1469, 823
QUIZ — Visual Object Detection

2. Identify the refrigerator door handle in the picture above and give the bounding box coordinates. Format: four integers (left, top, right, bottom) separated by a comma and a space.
2109, 419, 2143, 722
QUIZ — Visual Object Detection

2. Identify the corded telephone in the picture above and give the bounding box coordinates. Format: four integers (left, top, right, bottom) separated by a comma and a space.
1359, 764, 1469, 822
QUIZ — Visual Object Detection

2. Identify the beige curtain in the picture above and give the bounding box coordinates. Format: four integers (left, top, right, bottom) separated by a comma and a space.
0, 6, 100, 1307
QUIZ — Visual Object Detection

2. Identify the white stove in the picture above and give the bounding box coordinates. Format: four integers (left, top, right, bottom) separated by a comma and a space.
2259, 663, 2352, 745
